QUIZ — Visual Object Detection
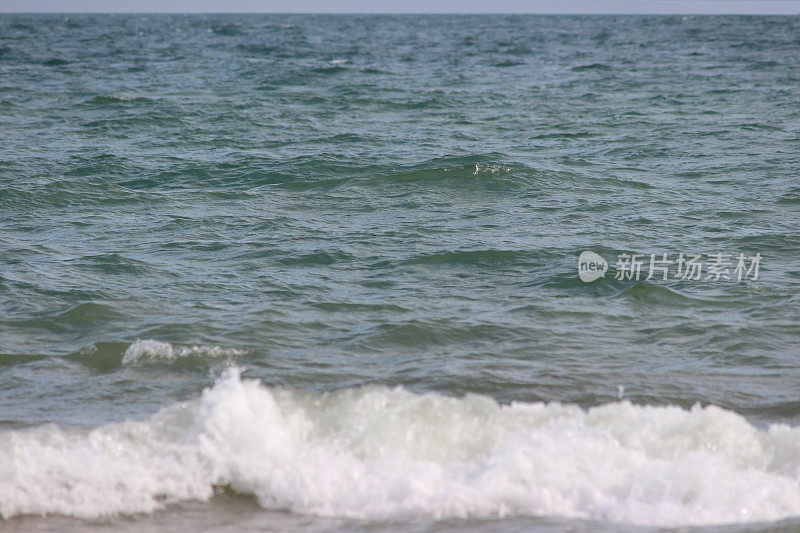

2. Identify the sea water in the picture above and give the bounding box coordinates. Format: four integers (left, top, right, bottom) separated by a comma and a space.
0, 14, 798, 532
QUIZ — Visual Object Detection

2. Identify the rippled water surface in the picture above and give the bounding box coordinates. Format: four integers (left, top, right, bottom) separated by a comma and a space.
0, 13, 798, 532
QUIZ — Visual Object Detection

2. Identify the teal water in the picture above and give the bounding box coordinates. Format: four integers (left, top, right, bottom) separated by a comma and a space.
0, 14, 799, 532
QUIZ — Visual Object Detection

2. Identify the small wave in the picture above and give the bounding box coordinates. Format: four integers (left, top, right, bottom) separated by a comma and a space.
8, 23, 34, 31
369, 161, 519, 187
74, 253, 152, 275
746, 60, 780, 70
122, 340, 246, 364
612, 281, 711, 306
0, 353, 46, 368
81, 95, 154, 106
41, 58, 70, 66
310, 66, 346, 75
490, 60, 524, 68
0, 368, 798, 524
571, 63, 613, 72
468, 162, 512, 175
277, 249, 354, 267
211, 24, 243, 36
48, 302, 122, 327
777, 187, 800, 205
237, 43, 278, 55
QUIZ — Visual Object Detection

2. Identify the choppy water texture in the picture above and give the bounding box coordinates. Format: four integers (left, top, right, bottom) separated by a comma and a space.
0, 13, 799, 532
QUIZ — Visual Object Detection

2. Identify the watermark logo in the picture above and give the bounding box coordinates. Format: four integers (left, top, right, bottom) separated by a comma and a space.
578, 251, 609, 282
578, 251, 761, 282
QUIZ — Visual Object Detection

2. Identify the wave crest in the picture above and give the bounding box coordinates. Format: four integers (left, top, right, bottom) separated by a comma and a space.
122, 340, 246, 363
0, 368, 798, 525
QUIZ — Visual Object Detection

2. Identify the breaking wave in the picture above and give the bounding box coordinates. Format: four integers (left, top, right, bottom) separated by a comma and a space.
0, 368, 798, 525
122, 339, 247, 363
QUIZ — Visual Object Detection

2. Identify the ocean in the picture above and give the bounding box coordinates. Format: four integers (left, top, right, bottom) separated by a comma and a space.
0, 13, 798, 532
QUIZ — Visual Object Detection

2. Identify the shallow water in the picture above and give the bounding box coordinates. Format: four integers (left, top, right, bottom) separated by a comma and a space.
0, 13, 798, 531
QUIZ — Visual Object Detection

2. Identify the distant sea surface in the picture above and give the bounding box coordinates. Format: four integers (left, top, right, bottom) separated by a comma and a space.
0, 14, 799, 532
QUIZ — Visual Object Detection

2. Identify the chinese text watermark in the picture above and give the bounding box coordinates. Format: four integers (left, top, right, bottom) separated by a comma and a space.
578, 251, 761, 282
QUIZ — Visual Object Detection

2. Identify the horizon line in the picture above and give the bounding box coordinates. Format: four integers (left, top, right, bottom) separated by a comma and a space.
2, 11, 798, 15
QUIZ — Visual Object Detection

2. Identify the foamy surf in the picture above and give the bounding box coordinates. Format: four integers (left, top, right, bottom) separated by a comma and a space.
0, 368, 798, 525
122, 339, 246, 363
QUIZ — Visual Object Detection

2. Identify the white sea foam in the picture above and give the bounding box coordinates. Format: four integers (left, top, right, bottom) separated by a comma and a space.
0, 368, 798, 525
122, 339, 246, 363
472, 163, 511, 175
